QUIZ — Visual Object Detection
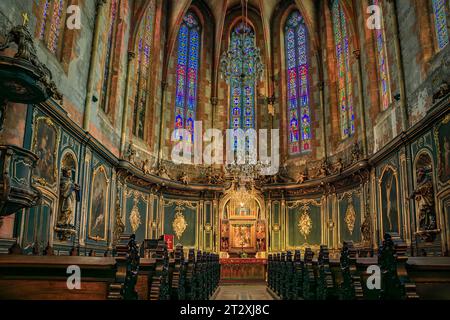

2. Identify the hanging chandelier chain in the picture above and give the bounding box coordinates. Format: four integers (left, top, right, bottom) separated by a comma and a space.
219, 0, 264, 85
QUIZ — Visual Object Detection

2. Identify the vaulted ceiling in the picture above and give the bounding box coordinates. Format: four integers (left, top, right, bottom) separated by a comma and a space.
163, 0, 318, 55
130, 0, 322, 89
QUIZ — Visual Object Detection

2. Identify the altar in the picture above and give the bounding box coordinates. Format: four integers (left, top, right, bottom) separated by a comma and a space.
220, 258, 267, 282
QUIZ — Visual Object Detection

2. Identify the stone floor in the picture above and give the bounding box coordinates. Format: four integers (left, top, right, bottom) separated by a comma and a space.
212, 284, 275, 300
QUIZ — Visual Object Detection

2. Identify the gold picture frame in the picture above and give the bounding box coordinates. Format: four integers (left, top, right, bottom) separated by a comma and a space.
31, 115, 60, 191
229, 220, 256, 252
88, 165, 110, 242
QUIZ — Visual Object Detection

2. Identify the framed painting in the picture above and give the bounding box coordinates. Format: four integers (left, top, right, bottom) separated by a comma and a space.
378, 166, 401, 236
88, 166, 109, 241
31, 116, 59, 189
435, 113, 450, 185
229, 221, 256, 252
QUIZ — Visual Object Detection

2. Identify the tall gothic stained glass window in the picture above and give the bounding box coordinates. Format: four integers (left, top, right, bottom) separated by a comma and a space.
174, 12, 201, 150
133, 0, 156, 139
38, 0, 67, 56
432, 0, 449, 50
374, 0, 391, 110
332, 0, 355, 139
285, 11, 311, 155
229, 22, 257, 150
100, 0, 119, 113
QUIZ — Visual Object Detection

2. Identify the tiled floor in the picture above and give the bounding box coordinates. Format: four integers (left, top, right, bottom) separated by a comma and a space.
212, 284, 275, 300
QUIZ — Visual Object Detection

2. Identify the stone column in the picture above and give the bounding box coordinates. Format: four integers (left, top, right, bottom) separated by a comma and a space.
157, 81, 168, 166
120, 51, 136, 157
387, 0, 408, 131
83, 0, 107, 131
353, 50, 368, 157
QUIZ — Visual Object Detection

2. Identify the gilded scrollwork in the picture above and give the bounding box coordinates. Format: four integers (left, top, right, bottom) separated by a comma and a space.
129, 198, 141, 233
172, 206, 188, 240
344, 197, 356, 235
297, 205, 312, 239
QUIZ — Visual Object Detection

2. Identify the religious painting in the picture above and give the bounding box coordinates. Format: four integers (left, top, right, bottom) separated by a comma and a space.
435, 114, 450, 184
88, 166, 109, 241
32, 116, 59, 189
256, 220, 266, 252
230, 222, 255, 251
220, 220, 230, 251
379, 167, 400, 234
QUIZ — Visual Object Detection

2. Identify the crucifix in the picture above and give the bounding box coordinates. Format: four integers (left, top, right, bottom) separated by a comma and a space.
22, 13, 29, 26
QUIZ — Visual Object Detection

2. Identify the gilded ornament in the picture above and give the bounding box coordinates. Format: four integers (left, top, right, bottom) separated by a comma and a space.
298, 206, 312, 239
172, 206, 188, 240
129, 200, 141, 233
345, 197, 356, 235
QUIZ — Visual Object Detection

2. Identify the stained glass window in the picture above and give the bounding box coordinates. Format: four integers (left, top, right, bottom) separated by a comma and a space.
374, 0, 391, 110
229, 22, 257, 150
133, 0, 156, 139
38, 0, 51, 40
37, 0, 67, 56
432, 0, 449, 50
174, 12, 201, 151
332, 0, 355, 139
100, 0, 119, 113
285, 11, 311, 155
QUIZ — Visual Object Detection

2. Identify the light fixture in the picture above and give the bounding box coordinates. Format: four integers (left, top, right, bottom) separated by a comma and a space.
220, 0, 264, 85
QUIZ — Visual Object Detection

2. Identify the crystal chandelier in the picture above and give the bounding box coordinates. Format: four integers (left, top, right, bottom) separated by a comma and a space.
220, 0, 264, 85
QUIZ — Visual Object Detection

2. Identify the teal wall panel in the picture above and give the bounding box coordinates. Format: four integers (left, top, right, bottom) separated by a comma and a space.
163, 203, 197, 247
287, 202, 321, 247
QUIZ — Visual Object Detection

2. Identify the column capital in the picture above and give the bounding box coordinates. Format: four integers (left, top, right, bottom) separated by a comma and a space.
96, 0, 107, 10
319, 81, 325, 91
128, 51, 136, 61
210, 97, 218, 106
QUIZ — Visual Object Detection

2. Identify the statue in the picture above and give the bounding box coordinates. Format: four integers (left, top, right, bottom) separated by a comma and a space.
351, 142, 361, 163
142, 159, 151, 175
318, 159, 329, 178
433, 81, 450, 102
277, 162, 292, 182
296, 167, 308, 184
126, 144, 136, 163
206, 166, 223, 184
409, 167, 437, 233
56, 168, 80, 240
334, 158, 344, 174
178, 171, 189, 184
158, 164, 171, 180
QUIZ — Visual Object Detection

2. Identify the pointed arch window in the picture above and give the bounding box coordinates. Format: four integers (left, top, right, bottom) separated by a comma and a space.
100, 0, 119, 114
174, 12, 201, 150
373, 0, 391, 110
332, 0, 355, 139
432, 0, 449, 50
133, 0, 156, 139
285, 11, 312, 155
228, 22, 257, 151
37, 0, 68, 57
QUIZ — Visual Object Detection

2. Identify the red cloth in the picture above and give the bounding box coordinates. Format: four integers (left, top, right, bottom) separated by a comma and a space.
220, 258, 267, 265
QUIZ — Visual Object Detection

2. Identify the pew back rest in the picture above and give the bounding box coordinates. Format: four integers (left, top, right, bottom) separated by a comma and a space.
0, 255, 117, 300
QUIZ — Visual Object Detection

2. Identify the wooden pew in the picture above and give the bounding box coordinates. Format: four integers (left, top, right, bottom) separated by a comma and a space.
292, 250, 303, 299
267, 233, 431, 300
406, 257, 450, 300
0, 234, 139, 300
170, 244, 186, 300
339, 241, 364, 300
316, 245, 336, 300
302, 248, 316, 300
